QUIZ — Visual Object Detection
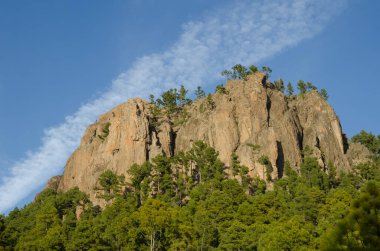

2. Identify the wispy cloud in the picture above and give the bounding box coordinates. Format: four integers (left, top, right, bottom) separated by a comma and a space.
0, 0, 346, 213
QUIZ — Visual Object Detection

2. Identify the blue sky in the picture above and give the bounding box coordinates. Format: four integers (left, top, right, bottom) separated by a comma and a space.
0, 0, 379, 213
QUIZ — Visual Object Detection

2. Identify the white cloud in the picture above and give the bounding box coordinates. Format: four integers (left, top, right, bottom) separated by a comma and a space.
0, 0, 346, 213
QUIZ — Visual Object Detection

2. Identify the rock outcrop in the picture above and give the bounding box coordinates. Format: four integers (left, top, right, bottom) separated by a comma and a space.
57, 99, 173, 203
44, 175, 62, 191
55, 73, 367, 203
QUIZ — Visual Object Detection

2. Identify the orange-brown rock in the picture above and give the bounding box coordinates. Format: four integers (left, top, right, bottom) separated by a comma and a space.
58, 98, 172, 203
44, 175, 62, 191
55, 73, 366, 203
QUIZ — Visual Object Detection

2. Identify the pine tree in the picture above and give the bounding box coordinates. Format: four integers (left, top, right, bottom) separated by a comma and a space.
231, 64, 248, 80
320, 88, 329, 101
178, 85, 191, 106
287, 82, 294, 96
306, 82, 317, 91
274, 79, 285, 92
297, 80, 306, 94
248, 64, 258, 74
261, 66, 272, 78
258, 155, 273, 181
194, 86, 206, 100
207, 94, 215, 109
221, 69, 232, 80
97, 170, 125, 201
231, 153, 241, 177
215, 84, 228, 94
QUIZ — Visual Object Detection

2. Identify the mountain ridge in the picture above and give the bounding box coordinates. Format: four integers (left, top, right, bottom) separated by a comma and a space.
50, 72, 370, 206
4, 70, 379, 251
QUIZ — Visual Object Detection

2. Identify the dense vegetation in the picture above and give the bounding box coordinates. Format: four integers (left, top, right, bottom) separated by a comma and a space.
1, 133, 379, 250
1, 65, 378, 250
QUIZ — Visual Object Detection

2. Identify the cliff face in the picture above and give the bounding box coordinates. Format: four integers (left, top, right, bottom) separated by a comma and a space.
175, 73, 351, 179
57, 73, 369, 202
58, 99, 173, 203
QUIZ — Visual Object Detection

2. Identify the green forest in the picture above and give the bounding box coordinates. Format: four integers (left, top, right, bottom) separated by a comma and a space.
1, 65, 379, 250
1, 132, 379, 250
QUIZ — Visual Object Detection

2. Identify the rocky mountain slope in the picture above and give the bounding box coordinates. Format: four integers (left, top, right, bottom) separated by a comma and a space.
53, 72, 369, 203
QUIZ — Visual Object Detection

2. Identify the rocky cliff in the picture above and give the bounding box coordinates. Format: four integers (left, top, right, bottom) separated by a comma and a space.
56, 72, 370, 203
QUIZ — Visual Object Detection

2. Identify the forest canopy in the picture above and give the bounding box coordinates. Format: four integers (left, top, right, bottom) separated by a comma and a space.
0, 66, 377, 250
1, 138, 379, 250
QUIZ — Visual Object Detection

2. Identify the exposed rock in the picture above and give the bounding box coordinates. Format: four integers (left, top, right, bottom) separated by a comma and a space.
58, 98, 169, 203
75, 205, 85, 220
44, 175, 62, 191
175, 73, 352, 179
35, 175, 61, 202
56, 72, 368, 204
346, 141, 372, 166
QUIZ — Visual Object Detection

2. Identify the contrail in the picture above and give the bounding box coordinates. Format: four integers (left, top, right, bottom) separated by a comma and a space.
0, 0, 346, 213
